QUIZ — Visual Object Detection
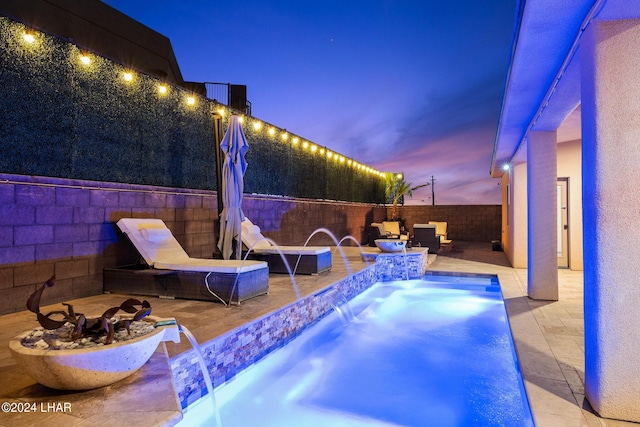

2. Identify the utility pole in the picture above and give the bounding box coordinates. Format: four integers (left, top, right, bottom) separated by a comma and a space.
430, 175, 436, 205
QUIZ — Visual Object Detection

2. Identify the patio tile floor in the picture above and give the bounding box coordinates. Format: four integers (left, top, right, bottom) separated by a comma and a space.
0, 242, 636, 426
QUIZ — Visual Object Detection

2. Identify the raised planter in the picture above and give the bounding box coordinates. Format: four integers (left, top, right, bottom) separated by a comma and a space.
9, 315, 180, 390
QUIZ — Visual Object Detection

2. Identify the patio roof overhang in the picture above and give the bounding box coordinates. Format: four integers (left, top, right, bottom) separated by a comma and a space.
490, 0, 640, 177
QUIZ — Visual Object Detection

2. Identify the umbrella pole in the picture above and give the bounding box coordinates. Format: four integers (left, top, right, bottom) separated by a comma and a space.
212, 111, 224, 216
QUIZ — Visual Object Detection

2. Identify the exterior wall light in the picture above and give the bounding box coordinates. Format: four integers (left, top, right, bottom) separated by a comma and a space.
292, 137, 299, 145
123, 72, 133, 82
186, 96, 196, 106
252, 121, 262, 130
268, 127, 275, 136
302, 141, 309, 149
281, 132, 288, 141
157, 84, 168, 95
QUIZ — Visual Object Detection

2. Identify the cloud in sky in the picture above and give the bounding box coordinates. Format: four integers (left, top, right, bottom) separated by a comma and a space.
103, 0, 516, 205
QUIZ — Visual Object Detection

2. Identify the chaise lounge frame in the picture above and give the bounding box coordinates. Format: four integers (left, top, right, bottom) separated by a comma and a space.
103, 218, 269, 304
240, 218, 332, 275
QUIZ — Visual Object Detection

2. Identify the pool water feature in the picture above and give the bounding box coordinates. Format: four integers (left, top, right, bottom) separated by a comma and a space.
178, 273, 534, 427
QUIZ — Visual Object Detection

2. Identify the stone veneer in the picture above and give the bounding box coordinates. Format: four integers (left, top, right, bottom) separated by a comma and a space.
169, 250, 432, 410
361, 248, 432, 281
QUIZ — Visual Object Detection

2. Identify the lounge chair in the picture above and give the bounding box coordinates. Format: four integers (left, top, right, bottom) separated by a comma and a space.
412, 224, 440, 253
368, 222, 409, 246
382, 221, 409, 241
240, 218, 332, 275
428, 221, 452, 245
104, 218, 269, 304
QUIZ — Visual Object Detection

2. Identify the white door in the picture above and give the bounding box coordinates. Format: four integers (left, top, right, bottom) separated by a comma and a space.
557, 179, 569, 268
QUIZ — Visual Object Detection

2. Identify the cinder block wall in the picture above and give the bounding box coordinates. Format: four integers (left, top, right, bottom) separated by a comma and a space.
0, 174, 386, 314
392, 205, 502, 242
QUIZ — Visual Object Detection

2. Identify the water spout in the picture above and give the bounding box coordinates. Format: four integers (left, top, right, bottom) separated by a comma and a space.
318, 287, 355, 326
335, 235, 371, 267
178, 324, 222, 427
240, 237, 302, 300
303, 228, 353, 275
202, 237, 302, 306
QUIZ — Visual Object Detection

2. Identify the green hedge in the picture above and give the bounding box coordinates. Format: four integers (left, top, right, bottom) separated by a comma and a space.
0, 17, 385, 203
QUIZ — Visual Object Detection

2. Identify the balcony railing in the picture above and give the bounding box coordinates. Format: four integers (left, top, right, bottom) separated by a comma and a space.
205, 82, 252, 116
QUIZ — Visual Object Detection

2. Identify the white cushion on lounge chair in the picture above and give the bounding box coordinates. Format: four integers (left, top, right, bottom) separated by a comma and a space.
378, 221, 409, 241
371, 222, 385, 235
241, 218, 272, 250
252, 246, 329, 255
154, 258, 261, 273
240, 219, 330, 255
140, 227, 172, 243
117, 218, 267, 273
428, 221, 450, 243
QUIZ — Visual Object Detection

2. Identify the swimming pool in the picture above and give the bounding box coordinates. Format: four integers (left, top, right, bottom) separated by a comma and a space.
179, 273, 534, 426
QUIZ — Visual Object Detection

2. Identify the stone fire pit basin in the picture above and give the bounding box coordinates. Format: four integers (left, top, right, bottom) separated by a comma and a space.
375, 239, 407, 253
9, 315, 180, 390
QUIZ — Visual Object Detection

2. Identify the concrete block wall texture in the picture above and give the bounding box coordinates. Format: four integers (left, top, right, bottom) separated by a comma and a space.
390, 205, 502, 242
1, 173, 501, 315
244, 197, 386, 246
0, 174, 386, 314
0, 174, 219, 314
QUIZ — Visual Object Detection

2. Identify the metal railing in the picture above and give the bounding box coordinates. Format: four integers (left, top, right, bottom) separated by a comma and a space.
204, 82, 252, 116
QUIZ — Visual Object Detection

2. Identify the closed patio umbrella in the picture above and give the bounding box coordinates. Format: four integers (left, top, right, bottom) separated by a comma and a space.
217, 115, 248, 260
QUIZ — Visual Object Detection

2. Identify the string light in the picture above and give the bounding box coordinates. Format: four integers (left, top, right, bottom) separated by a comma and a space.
79, 53, 91, 65
23, 32, 35, 43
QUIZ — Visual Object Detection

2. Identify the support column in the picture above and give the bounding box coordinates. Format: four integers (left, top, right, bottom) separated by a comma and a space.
511, 162, 528, 268
527, 131, 558, 300
581, 19, 640, 423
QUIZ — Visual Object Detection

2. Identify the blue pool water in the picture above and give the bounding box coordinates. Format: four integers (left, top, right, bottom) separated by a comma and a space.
179, 274, 534, 426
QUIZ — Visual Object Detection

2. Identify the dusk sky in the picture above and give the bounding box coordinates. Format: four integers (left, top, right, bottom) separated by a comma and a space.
103, 0, 517, 205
